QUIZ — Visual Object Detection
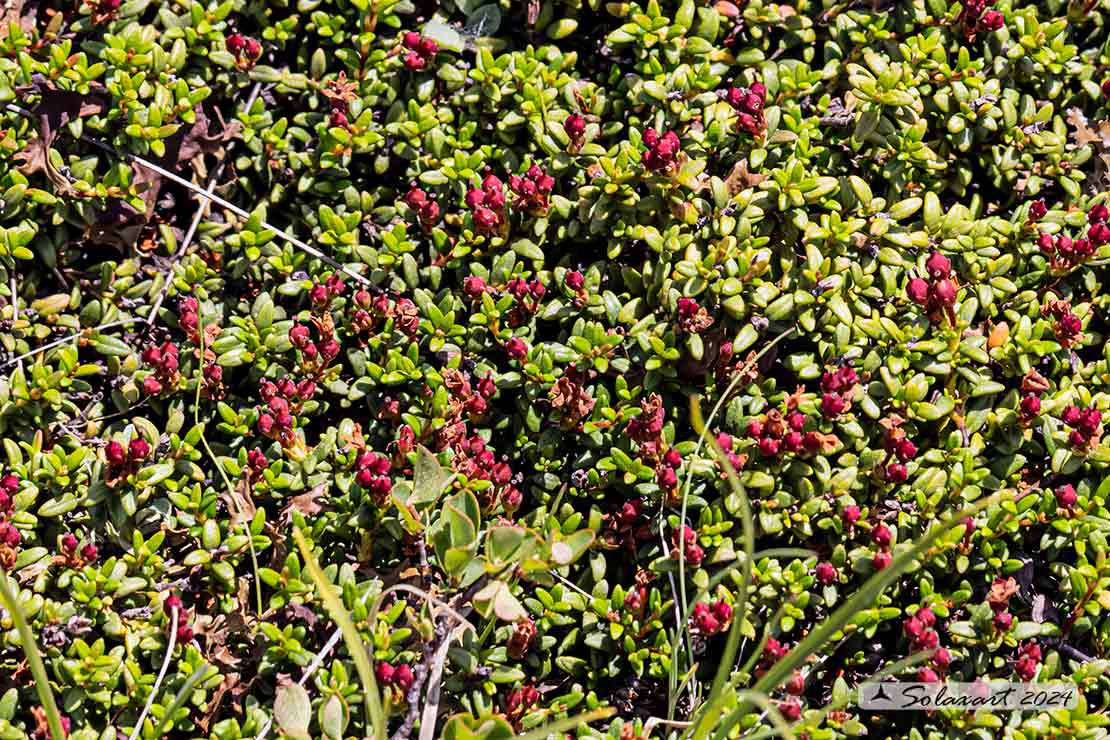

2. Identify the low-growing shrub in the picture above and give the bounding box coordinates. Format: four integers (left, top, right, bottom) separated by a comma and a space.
3, 0, 1110, 738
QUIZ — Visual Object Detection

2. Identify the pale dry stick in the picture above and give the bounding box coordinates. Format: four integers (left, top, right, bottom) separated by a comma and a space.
0, 317, 142, 371
416, 623, 469, 740
8, 274, 20, 373
3, 102, 372, 288
253, 583, 473, 740
551, 570, 593, 600
145, 83, 263, 326
126, 606, 179, 740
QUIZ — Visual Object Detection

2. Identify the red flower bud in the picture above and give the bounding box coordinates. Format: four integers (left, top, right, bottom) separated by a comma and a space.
872, 523, 892, 547
128, 438, 150, 461
779, 700, 801, 722
564, 114, 586, 140
106, 441, 126, 467
375, 662, 395, 685
906, 277, 930, 305
815, 562, 837, 584
925, 251, 952, 279
930, 278, 957, 306
505, 337, 528, 359
1056, 484, 1078, 509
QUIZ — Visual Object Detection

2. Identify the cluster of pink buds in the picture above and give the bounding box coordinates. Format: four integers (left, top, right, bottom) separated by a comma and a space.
748, 409, 829, 458
0, 472, 17, 519
655, 448, 683, 494
563, 114, 586, 152
201, 363, 224, 401
676, 297, 714, 334
355, 451, 393, 505
1019, 369, 1050, 424
0, 474, 19, 568
820, 366, 858, 418
1036, 207, 1107, 270
871, 523, 893, 570
505, 336, 529, 360
505, 274, 546, 324
258, 376, 315, 449
142, 341, 181, 396
691, 599, 732, 635
449, 436, 522, 513
375, 662, 414, 694
404, 186, 440, 231
504, 685, 541, 728
1014, 642, 1042, 681
906, 252, 958, 323
179, 297, 201, 343
226, 34, 263, 69
467, 173, 508, 236
1043, 299, 1083, 347
903, 608, 950, 681
289, 321, 341, 367
400, 32, 438, 70
959, 0, 1004, 38
881, 423, 916, 484
310, 274, 346, 312
671, 525, 703, 566
724, 81, 766, 137
624, 582, 647, 613
246, 448, 269, 482
641, 129, 681, 175
105, 438, 150, 482
507, 618, 536, 659
713, 434, 745, 474
164, 593, 193, 643
509, 165, 555, 215
1061, 403, 1101, 450
348, 290, 419, 339
626, 393, 666, 458
988, 576, 1018, 632
59, 533, 97, 566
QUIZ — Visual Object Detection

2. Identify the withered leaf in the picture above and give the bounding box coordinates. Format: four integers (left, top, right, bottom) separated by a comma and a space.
723, 158, 767, 195
13, 83, 111, 196
280, 483, 328, 527
198, 672, 241, 732
221, 478, 257, 528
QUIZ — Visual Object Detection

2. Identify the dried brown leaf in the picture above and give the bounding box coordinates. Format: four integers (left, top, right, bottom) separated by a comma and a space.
723, 158, 767, 195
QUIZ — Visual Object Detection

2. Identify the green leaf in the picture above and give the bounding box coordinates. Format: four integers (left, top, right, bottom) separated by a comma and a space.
274, 683, 312, 739
411, 445, 456, 506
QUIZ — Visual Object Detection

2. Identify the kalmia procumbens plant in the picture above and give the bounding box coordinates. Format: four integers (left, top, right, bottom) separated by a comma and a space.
5, 0, 1110, 739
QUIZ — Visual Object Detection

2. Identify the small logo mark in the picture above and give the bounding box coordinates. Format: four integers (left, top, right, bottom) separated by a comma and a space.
859, 682, 1078, 711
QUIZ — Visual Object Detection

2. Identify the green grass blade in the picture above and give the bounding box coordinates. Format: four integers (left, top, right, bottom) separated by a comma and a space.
150, 663, 211, 738
693, 401, 754, 711
514, 707, 615, 740
293, 527, 386, 740
0, 570, 65, 740
750, 492, 1007, 698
